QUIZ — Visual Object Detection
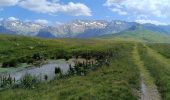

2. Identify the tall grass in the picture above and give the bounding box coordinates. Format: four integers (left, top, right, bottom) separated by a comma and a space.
148, 43, 170, 59
139, 44, 170, 100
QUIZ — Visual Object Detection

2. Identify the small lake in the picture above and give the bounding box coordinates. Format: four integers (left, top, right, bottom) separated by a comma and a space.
0, 59, 85, 82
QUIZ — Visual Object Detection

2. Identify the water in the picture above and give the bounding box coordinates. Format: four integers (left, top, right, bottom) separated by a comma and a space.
0, 59, 75, 82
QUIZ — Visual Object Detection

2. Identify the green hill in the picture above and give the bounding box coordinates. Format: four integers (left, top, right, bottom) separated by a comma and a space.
100, 26, 170, 43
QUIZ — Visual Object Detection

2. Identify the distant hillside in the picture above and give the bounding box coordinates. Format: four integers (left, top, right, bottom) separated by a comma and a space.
100, 25, 170, 43
0, 19, 137, 38
1, 19, 170, 43
143, 24, 170, 35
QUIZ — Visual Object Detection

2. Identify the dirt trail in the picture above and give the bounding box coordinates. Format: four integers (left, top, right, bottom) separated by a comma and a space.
132, 45, 161, 100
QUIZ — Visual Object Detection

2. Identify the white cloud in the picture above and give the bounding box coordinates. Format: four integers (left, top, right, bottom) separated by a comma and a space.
34, 19, 49, 25
8, 17, 19, 21
105, 0, 170, 18
0, 0, 91, 16
111, 8, 127, 15
135, 19, 168, 25
0, 0, 19, 7
19, 0, 91, 16
105, 0, 125, 6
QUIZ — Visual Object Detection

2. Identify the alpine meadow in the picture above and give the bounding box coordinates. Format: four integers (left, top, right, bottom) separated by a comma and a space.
0, 0, 170, 100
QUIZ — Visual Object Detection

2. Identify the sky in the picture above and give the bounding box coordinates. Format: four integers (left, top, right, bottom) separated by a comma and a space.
0, 0, 170, 25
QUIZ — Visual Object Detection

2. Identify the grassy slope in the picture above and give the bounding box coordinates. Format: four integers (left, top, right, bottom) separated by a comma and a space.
0, 35, 108, 63
139, 44, 170, 100
0, 38, 140, 100
100, 29, 170, 43
0, 35, 120, 74
148, 43, 170, 59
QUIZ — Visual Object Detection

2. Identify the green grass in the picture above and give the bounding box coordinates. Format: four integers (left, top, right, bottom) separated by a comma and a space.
0, 35, 113, 64
133, 44, 155, 86
148, 43, 170, 59
138, 44, 170, 100
3, 34, 170, 99
0, 63, 30, 73
0, 40, 140, 100
100, 28, 170, 43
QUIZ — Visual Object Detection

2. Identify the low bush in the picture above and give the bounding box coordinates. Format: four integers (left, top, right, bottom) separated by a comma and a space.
20, 74, 38, 89
2, 59, 18, 68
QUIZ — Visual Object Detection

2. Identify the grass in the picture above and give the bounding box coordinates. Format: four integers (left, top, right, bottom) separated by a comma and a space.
0, 63, 31, 73
132, 44, 155, 86
100, 28, 170, 43
138, 44, 170, 100
148, 43, 170, 59
133, 44, 161, 100
3, 34, 170, 99
0, 36, 140, 100
0, 35, 105, 62
0, 35, 116, 69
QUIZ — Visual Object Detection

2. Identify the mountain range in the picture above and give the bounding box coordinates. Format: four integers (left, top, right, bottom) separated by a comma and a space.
1, 18, 170, 42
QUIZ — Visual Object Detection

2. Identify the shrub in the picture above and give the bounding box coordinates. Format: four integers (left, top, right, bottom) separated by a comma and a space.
2, 59, 18, 68
55, 67, 61, 74
8, 59, 18, 67
69, 64, 75, 75
2, 62, 8, 68
44, 75, 48, 81
0, 75, 13, 88
20, 74, 37, 88
32, 53, 43, 60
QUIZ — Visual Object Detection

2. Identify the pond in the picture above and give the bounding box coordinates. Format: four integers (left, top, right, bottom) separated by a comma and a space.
0, 59, 71, 82
0, 58, 95, 82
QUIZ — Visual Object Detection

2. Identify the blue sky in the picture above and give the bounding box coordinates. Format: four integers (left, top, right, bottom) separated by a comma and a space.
0, 0, 170, 25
